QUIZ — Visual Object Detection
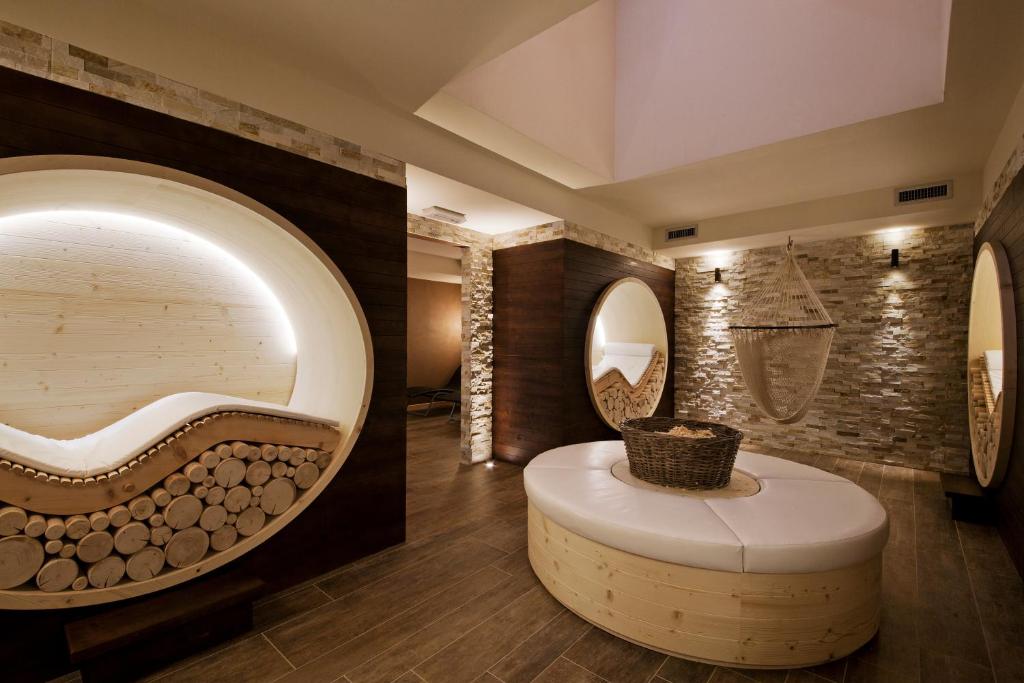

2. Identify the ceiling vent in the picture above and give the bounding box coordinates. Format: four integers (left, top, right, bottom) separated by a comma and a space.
420, 205, 467, 225
665, 225, 698, 241
895, 181, 952, 205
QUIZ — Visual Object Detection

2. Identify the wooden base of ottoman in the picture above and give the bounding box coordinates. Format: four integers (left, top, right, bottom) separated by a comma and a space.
527, 503, 881, 669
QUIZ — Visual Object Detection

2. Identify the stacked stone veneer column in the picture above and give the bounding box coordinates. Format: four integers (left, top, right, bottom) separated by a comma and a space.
675, 224, 973, 472
407, 215, 493, 463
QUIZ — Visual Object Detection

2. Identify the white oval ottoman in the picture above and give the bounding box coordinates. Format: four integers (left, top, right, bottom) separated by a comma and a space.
524, 441, 889, 669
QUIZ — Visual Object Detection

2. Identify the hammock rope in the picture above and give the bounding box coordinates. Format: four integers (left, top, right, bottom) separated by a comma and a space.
729, 239, 836, 423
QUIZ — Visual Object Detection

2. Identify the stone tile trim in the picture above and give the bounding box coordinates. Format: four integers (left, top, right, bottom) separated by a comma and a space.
407, 215, 493, 464
493, 220, 675, 269
674, 224, 973, 473
977, 130, 1024, 232
0, 21, 405, 187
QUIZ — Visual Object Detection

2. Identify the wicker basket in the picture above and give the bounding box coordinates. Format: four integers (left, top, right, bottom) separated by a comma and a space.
620, 417, 743, 489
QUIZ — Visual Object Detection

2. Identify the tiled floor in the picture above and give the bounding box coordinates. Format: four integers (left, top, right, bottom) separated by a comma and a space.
56, 415, 1024, 682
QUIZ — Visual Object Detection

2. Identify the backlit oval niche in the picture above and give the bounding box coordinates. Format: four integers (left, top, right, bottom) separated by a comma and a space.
0, 158, 371, 608
968, 241, 1016, 488
586, 277, 669, 430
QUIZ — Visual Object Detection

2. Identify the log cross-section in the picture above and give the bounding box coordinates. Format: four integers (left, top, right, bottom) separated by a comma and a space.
0, 412, 341, 515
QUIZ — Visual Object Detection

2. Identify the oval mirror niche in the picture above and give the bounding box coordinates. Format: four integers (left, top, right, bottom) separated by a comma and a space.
968, 241, 1016, 487
586, 278, 669, 430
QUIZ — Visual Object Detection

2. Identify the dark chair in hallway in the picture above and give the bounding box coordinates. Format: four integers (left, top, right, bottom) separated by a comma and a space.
408, 366, 461, 417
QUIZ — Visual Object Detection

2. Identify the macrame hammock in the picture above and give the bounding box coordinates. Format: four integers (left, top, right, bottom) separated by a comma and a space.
729, 239, 836, 423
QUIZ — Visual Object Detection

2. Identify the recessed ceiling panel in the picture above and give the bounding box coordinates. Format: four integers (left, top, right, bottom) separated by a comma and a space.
614, 0, 951, 180
424, 0, 951, 186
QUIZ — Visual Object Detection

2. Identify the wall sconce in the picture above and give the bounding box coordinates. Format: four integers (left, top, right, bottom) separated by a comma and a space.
714, 267, 722, 283
890, 248, 899, 268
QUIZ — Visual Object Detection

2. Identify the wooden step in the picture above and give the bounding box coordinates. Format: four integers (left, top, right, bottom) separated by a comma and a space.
941, 472, 994, 524
65, 570, 265, 683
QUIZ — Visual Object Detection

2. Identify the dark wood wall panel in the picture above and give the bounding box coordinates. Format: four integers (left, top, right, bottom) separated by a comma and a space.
493, 239, 674, 464
493, 241, 565, 464
976, 167, 1024, 579
0, 66, 406, 680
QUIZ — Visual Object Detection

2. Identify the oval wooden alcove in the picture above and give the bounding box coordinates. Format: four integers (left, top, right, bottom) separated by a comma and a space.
0, 156, 373, 609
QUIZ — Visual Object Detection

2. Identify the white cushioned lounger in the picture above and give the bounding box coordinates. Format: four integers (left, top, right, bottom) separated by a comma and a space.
0, 391, 338, 478
592, 342, 656, 387
525, 441, 887, 573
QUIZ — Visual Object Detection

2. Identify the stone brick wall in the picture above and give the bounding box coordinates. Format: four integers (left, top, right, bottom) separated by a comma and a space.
675, 224, 973, 472
977, 127, 1024, 232
494, 220, 675, 269
0, 21, 404, 186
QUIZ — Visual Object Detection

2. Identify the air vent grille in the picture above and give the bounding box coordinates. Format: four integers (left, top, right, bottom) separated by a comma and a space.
666, 225, 698, 241
895, 181, 952, 205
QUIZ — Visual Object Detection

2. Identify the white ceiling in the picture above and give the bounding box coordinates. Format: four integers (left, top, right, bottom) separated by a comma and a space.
4, 0, 1023, 254
423, 0, 952, 184
407, 166, 558, 235
613, 0, 951, 180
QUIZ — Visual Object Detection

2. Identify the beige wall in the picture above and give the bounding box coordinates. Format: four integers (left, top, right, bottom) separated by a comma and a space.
407, 278, 462, 389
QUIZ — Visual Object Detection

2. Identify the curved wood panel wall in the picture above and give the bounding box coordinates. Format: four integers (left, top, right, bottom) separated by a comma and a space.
0, 211, 297, 438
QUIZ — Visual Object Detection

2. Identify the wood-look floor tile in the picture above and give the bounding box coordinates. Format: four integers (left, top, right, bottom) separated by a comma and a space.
474, 673, 504, 683
881, 498, 915, 554
856, 463, 884, 496
970, 567, 1024, 678
912, 468, 944, 499
562, 627, 666, 683
491, 545, 536, 580
254, 583, 331, 631
489, 609, 591, 683
413, 586, 565, 683
916, 550, 990, 667
725, 666, 787, 682
830, 457, 864, 482
135, 414, 1022, 683
802, 658, 847, 682
151, 635, 293, 683
988, 644, 1024, 683
878, 465, 915, 502
267, 537, 507, 665
850, 549, 919, 678
844, 657, 917, 683
915, 497, 960, 553
957, 520, 1020, 579
348, 569, 542, 683
531, 657, 606, 682
393, 672, 427, 683
473, 518, 528, 554
813, 455, 838, 472
783, 671, 833, 683
919, 647, 995, 683
316, 516, 496, 599
277, 566, 510, 683
707, 669, 755, 683
656, 656, 716, 683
